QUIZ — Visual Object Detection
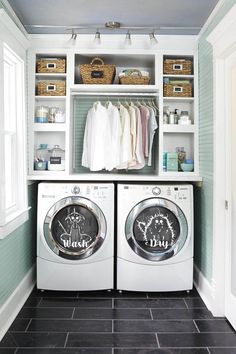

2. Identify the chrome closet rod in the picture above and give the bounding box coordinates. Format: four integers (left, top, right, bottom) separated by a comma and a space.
71, 92, 158, 97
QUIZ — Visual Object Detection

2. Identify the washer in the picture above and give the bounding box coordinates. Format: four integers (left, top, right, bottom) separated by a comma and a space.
117, 184, 193, 292
37, 182, 114, 291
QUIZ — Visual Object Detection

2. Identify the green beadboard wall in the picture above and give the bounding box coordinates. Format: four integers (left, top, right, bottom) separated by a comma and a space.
196, 0, 236, 281
0, 183, 37, 307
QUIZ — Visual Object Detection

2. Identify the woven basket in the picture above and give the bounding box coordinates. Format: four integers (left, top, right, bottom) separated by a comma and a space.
37, 80, 66, 96
119, 70, 150, 85
164, 83, 192, 97
37, 58, 66, 73
80, 57, 116, 84
164, 59, 192, 75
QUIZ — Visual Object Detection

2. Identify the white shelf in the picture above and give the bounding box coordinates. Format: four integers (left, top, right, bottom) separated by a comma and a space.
163, 97, 194, 101
71, 84, 159, 94
162, 125, 195, 133
33, 123, 66, 132
27, 173, 202, 182
163, 74, 194, 78
35, 73, 67, 77
35, 96, 66, 100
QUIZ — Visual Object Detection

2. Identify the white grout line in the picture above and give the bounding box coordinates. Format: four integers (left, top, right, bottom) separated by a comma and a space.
25, 318, 32, 332
183, 298, 189, 309
150, 309, 153, 320
64, 332, 69, 348
71, 308, 75, 319
155, 332, 160, 348
112, 319, 114, 333
193, 319, 200, 333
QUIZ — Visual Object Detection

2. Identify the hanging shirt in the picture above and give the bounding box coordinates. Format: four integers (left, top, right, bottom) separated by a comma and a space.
82, 101, 111, 171
116, 104, 132, 170
139, 105, 150, 157
129, 105, 145, 170
128, 105, 137, 168
106, 102, 122, 171
147, 107, 158, 166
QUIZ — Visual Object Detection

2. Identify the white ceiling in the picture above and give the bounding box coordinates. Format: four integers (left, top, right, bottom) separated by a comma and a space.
7, 0, 219, 35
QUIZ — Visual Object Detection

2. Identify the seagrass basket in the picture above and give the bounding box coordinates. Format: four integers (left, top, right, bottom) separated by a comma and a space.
119, 71, 150, 85
37, 80, 66, 96
164, 59, 192, 75
80, 57, 116, 84
36, 58, 66, 73
164, 82, 193, 97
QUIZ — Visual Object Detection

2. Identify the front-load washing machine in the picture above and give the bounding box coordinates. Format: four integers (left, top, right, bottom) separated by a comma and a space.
117, 184, 193, 292
37, 182, 114, 291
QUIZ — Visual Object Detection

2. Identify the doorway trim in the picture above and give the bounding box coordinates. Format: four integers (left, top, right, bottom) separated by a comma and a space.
207, 3, 236, 316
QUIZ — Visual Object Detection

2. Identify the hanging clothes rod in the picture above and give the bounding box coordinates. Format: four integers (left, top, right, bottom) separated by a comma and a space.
71, 92, 158, 97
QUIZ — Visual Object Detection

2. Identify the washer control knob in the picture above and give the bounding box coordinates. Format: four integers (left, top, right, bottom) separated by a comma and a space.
152, 187, 161, 196
72, 186, 80, 195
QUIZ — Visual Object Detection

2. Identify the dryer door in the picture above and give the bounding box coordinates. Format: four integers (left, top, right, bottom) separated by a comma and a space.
44, 196, 106, 260
126, 197, 188, 261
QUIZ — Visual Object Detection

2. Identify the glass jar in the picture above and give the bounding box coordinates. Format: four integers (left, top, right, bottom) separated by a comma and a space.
54, 109, 65, 123
48, 145, 65, 171
179, 110, 191, 125
35, 106, 49, 123
48, 107, 58, 123
169, 112, 175, 124
176, 147, 186, 171
34, 144, 49, 170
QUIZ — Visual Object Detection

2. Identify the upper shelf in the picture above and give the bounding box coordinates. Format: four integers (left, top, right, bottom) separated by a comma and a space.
70, 84, 159, 94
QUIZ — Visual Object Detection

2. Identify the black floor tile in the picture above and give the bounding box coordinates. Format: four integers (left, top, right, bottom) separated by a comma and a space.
114, 349, 209, 354
17, 307, 73, 319
9, 319, 31, 331
66, 333, 157, 348
151, 308, 213, 320
27, 319, 112, 332
209, 349, 236, 354
0, 349, 16, 354
23, 297, 42, 307
114, 299, 187, 309
39, 298, 112, 308
196, 319, 234, 332
16, 349, 112, 354
31, 288, 79, 298
78, 290, 148, 299
73, 308, 152, 319
147, 288, 199, 298
114, 320, 198, 333
0, 332, 66, 348
184, 298, 207, 309
158, 332, 236, 347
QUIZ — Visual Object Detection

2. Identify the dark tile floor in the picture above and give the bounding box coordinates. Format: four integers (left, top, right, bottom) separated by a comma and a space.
1, 287, 236, 353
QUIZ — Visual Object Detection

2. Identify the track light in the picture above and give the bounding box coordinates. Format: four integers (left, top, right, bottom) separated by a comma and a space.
68, 31, 77, 46
124, 31, 132, 47
149, 32, 158, 46
94, 29, 101, 45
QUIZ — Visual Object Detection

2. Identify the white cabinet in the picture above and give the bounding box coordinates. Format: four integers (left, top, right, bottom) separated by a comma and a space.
27, 48, 200, 181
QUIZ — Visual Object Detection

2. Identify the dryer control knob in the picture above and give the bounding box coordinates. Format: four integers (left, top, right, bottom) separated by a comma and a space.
72, 186, 80, 195
152, 187, 161, 196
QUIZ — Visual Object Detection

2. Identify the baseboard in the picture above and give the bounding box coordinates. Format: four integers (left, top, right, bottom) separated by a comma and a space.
193, 264, 214, 312
0, 264, 36, 341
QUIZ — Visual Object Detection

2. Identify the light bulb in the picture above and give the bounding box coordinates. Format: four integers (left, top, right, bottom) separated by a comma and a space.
124, 32, 132, 47
149, 32, 158, 46
94, 30, 101, 45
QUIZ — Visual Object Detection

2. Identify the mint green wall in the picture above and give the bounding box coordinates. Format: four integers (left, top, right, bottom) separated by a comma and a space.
0, 183, 37, 307
196, 0, 236, 281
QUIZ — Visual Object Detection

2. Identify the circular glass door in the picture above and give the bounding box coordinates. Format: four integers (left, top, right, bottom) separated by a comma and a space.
44, 196, 106, 260
126, 197, 188, 261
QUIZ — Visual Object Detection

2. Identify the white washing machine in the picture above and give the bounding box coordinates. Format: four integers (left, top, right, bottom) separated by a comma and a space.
117, 184, 193, 292
37, 182, 114, 291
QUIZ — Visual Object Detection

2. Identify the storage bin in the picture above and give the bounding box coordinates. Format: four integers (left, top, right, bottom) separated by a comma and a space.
37, 80, 66, 96
36, 58, 66, 73
163, 82, 193, 97
80, 57, 116, 84
164, 58, 192, 75
119, 69, 150, 85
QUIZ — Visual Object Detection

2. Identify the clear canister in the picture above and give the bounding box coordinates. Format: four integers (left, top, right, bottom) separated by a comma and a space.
48, 145, 65, 171
35, 106, 49, 123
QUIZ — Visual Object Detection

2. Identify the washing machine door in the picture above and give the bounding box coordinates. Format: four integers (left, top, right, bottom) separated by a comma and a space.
44, 196, 106, 260
126, 197, 188, 261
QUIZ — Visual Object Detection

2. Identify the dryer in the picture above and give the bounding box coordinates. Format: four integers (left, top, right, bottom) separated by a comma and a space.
117, 184, 193, 292
37, 182, 114, 291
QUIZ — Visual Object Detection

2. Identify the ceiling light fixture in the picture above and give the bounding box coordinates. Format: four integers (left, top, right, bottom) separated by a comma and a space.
124, 31, 132, 46
149, 32, 158, 46
94, 29, 101, 45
